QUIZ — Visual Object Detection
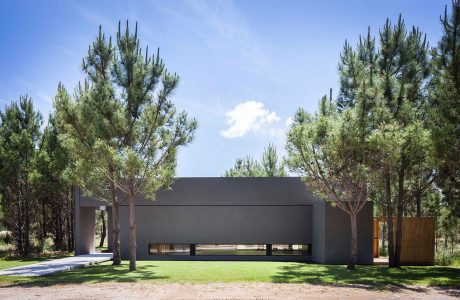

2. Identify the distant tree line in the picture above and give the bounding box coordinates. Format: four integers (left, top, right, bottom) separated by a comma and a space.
0, 98, 74, 256
224, 143, 286, 177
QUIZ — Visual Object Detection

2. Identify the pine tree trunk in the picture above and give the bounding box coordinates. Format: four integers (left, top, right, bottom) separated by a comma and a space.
70, 186, 75, 250
348, 213, 358, 270
41, 200, 47, 251
395, 206, 403, 267
382, 221, 387, 255
99, 210, 106, 248
385, 166, 396, 267
129, 192, 136, 271
24, 177, 30, 257
16, 192, 24, 256
416, 192, 421, 217
394, 166, 405, 268
66, 188, 73, 252
111, 184, 121, 265
444, 230, 448, 248
66, 206, 72, 252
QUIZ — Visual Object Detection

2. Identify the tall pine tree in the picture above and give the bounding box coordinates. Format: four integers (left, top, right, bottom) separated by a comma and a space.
336, 16, 434, 267
430, 0, 460, 219
0, 96, 42, 256
56, 22, 197, 271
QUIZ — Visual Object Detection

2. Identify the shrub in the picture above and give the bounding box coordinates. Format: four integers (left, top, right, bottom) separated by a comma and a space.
0, 230, 12, 244
435, 246, 460, 266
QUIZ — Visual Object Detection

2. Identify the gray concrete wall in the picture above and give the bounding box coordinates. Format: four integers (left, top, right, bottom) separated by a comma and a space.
78, 177, 321, 207
119, 205, 312, 260
75, 178, 374, 264
311, 202, 325, 263
314, 201, 373, 265
75, 206, 96, 255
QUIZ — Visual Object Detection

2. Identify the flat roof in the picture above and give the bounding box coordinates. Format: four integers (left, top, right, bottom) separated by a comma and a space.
79, 177, 322, 206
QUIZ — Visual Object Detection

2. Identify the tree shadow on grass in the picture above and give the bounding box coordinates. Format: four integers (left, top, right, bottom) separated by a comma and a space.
431, 286, 460, 298
1, 263, 169, 287
270, 263, 460, 292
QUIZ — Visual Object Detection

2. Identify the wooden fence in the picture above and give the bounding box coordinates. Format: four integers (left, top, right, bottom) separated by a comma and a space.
373, 217, 435, 265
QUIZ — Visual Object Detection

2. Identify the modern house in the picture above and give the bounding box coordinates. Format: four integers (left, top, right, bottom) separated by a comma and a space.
75, 177, 373, 264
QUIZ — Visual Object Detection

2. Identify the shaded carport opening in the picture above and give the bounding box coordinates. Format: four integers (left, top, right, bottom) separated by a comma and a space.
75, 205, 113, 255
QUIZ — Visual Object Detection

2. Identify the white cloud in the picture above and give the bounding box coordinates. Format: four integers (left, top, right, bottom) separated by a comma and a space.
285, 117, 294, 127
220, 101, 280, 138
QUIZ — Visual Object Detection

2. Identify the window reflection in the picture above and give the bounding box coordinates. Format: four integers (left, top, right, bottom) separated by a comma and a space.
149, 244, 190, 255
148, 244, 311, 256
196, 244, 266, 255
272, 244, 311, 255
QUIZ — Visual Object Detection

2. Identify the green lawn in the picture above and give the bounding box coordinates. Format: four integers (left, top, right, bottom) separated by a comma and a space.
0, 253, 73, 271
0, 260, 459, 287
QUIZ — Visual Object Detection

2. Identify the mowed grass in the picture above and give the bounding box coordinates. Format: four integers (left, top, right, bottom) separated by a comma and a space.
0, 253, 73, 270
0, 260, 459, 287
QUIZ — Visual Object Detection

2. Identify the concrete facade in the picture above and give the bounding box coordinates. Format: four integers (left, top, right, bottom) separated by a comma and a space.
75, 177, 373, 264
75, 187, 96, 255
311, 201, 373, 264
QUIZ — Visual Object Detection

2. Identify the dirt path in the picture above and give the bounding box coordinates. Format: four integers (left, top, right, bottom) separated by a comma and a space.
0, 282, 458, 299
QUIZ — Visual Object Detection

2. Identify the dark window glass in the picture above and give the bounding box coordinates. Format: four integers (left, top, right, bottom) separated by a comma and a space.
148, 244, 190, 255
272, 244, 311, 256
196, 244, 266, 255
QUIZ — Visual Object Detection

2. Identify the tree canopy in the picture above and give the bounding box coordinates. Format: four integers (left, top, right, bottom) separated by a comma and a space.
224, 143, 286, 177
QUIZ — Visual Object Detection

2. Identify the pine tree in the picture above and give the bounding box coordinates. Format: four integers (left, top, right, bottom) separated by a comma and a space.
378, 17, 433, 268
224, 156, 264, 177
224, 144, 286, 177
55, 26, 124, 264
0, 96, 42, 256
337, 27, 377, 111
32, 115, 74, 252
56, 22, 197, 271
261, 143, 287, 177
337, 41, 361, 111
287, 96, 369, 270
336, 16, 434, 268
430, 0, 460, 220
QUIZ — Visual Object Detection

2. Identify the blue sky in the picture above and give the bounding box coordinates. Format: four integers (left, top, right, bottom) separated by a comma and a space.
0, 0, 450, 176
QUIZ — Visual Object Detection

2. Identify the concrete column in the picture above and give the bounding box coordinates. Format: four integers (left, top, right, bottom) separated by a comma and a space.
74, 187, 80, 256
75, 187, 96, 255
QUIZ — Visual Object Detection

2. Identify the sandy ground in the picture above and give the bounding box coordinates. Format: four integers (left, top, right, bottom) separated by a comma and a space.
0, 283, 459, 300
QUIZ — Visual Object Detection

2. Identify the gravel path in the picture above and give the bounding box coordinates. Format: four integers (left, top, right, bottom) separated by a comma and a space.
0, 283, 459, 299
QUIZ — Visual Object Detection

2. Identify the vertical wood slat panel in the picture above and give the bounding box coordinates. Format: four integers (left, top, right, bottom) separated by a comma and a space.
400, 217, 435, 265
374, 217, 435, 265
373, 219, 379, 258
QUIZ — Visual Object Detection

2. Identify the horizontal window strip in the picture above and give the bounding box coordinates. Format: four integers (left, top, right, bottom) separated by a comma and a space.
148, 244, 312, 256
119, 204, 313, 207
